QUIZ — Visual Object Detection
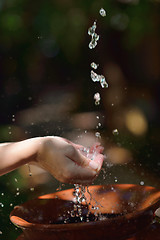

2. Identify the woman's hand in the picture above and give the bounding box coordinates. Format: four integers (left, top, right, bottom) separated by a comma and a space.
36, 136, 104, 184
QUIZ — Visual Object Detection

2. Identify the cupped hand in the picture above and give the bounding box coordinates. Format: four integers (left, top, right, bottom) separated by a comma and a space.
36, 136, 104, 184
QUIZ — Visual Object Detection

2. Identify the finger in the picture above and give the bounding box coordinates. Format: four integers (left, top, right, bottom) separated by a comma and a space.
65, 157, 97, 183
90, 142, 103, 153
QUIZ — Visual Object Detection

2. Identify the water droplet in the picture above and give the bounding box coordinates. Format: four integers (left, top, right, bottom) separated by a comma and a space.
30, 187, 34, 192
0, 203, 4, 207
91, 62, 99, 69
140, 181, 144, 186
95, 132, 101, 138
112, 129, 119, 135
114, 177, 118, 183
88, 21, 97, 36
91, 71, 108, 88
14, 178, 18, 182
99, 8, 107, 17
91, 70, 99, 82
27, 164, 32, 176
16, 192, 20, 196
10, 203, 13, 207
0, 231, 2, 235
16, 188, 19, 191
1, 193, 4, 196
94, 92, 101, 105
99, 75, 108, 88
88, 21, 99, 49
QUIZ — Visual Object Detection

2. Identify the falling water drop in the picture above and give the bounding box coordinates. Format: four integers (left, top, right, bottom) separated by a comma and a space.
91, 62, 99, 69
91, 70, 99, 82
140, 181, 144, 186
95, 132, 101, 138
27, 164, 32, 176
88, 21, 100, 49
99, 8, 107, 17
112, 129, 119, 135
99, 75, 108, 88
94, 92, 101, 105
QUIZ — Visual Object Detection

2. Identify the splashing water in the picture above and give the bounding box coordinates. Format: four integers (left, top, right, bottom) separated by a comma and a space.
99, 8, 107, 17
91, 70, 108, 88
88, 21, 99, 49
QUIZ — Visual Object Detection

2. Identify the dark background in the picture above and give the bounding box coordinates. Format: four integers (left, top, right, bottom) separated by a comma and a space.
0, 0, 160, 239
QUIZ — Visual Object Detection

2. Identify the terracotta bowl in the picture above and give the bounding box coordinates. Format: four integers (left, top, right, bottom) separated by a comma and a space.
10, 184, 160, 240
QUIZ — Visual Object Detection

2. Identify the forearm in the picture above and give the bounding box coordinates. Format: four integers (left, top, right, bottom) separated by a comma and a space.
0, 137, 43, 176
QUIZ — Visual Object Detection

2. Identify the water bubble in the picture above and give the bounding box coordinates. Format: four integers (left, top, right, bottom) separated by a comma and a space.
91, 62, 99, 69
94, 92, 101, 105
112, 129, 119, 135
99, 8, 107, 17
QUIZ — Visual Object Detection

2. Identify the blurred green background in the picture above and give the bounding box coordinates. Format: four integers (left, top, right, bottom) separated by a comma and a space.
0, 0, 160, 239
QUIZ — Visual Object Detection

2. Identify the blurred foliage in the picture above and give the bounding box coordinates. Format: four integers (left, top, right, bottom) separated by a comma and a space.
0, 0, 160, 239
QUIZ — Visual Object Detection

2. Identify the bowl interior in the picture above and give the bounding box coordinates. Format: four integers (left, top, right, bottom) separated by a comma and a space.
10, 184, 160, 226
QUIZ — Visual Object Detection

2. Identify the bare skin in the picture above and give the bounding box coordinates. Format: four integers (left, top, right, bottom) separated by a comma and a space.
0, 136, 104, 184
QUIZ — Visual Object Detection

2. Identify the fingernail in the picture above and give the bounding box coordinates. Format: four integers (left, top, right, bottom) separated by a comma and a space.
89, 161, 100, 171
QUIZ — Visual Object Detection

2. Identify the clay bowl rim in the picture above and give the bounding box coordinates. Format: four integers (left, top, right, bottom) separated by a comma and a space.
10, 184, 160, 231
